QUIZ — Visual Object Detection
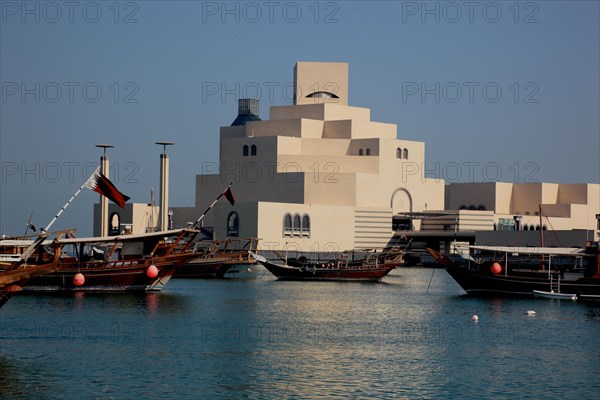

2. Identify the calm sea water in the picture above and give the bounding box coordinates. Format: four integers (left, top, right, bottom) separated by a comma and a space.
1, 267, 599, 400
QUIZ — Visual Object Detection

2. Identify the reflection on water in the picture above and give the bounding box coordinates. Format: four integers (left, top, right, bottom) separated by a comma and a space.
1, 269, 599, 399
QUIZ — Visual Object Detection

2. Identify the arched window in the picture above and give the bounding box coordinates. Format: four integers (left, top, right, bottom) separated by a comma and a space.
535, 225, 541, 230
301, 214, 310, 237
251, 144, 257, 156
227, 212, 239, 237
293, 214, 301, 235
109, 212, 120, 235
459, 205, 467, 210
358, 149, 363, 156
283, 214, 292, 236
243, 145, 249, 156
396, 148, 402, 159
477, 205, 486, 210
365, 148, 371, 156
403, 148, 408, 159
523, 224, 529, 231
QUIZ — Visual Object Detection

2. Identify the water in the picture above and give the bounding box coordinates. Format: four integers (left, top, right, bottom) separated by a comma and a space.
1, 268, 599, 399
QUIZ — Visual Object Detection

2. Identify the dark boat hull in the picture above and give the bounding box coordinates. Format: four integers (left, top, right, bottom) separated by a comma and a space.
177, 238, 259, 278
446, 266, 600, 299
22, 254, 191, 292
259, 260, 396, 282
174, 260, 236, 279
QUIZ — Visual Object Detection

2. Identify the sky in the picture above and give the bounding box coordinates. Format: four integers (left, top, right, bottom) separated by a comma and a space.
1, 0, 599, 236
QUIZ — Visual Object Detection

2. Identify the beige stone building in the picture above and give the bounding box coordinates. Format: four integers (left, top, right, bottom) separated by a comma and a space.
171, 62, 445, 251
93, 202, 159, 236
93, 63, 598, 249
430, 182, 600, 240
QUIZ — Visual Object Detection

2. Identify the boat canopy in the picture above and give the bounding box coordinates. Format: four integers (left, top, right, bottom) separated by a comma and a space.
469, 245, 591, 257
57, 228, 197, 244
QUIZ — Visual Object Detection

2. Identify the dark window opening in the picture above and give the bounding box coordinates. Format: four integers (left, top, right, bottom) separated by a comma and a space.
301, 214, 310, 237
392, 217, 411, 231
292, 214, 301, 235
227, 212, 239, 237
283, 214, 292, 236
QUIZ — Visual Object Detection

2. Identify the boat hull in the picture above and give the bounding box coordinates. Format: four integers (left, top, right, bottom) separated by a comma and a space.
175, 258, 255, 279
176, 238, 259, 278
446, 266, 600, 299
175, 260, 235, 279
259, 260, 396, 282
22, 254, 191, 292
0, 263, 59, 307
533, 290, 577, 300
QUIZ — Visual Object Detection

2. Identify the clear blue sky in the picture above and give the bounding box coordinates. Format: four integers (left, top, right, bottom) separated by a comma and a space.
1, 1, 599, 236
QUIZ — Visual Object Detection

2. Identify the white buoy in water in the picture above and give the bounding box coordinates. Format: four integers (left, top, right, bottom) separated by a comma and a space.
471, 315, 479, 322
526, 310, 536, 316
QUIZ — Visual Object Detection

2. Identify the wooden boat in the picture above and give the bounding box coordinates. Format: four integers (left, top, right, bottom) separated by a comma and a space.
4, 228, 202, 292
0, 231, 70, 306
174, 238, 258, 279
1, 167, 234, 294
252, 249, 404, 282
0, 263, 59, 308
432, 241, 600, 300
0, 237, 54, 267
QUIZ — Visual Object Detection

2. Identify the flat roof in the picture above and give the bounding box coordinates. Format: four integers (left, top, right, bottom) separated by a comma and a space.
470, 245, 590, 257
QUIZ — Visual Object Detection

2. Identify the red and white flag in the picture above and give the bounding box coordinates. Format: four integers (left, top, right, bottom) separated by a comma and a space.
84, 167, 130, 208
222, 186, 235, 205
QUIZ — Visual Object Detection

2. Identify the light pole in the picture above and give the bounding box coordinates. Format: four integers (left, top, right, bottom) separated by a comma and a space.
95, 144, 114, 236
155, 141, 174, 231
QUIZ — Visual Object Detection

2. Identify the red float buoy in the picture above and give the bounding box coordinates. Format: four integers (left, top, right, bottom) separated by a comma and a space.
490, 262, 502, 275
146, 264, 158, 278
73, 273, 85, 286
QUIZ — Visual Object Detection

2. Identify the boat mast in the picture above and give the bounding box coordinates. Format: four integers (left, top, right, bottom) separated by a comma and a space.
24, 211, 34, 236
191, 183, 234, 229
19, 167, 101, 263
43, 166, 101, 233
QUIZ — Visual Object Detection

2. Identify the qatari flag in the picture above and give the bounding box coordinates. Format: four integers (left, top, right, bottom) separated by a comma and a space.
85, 170, 130, 208
222, 186, 235, 205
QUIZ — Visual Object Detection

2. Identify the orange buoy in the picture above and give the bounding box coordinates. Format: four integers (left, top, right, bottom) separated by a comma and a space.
146, 265, 159, 278
73, 273, 85, 286
490, 262, 502, 275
